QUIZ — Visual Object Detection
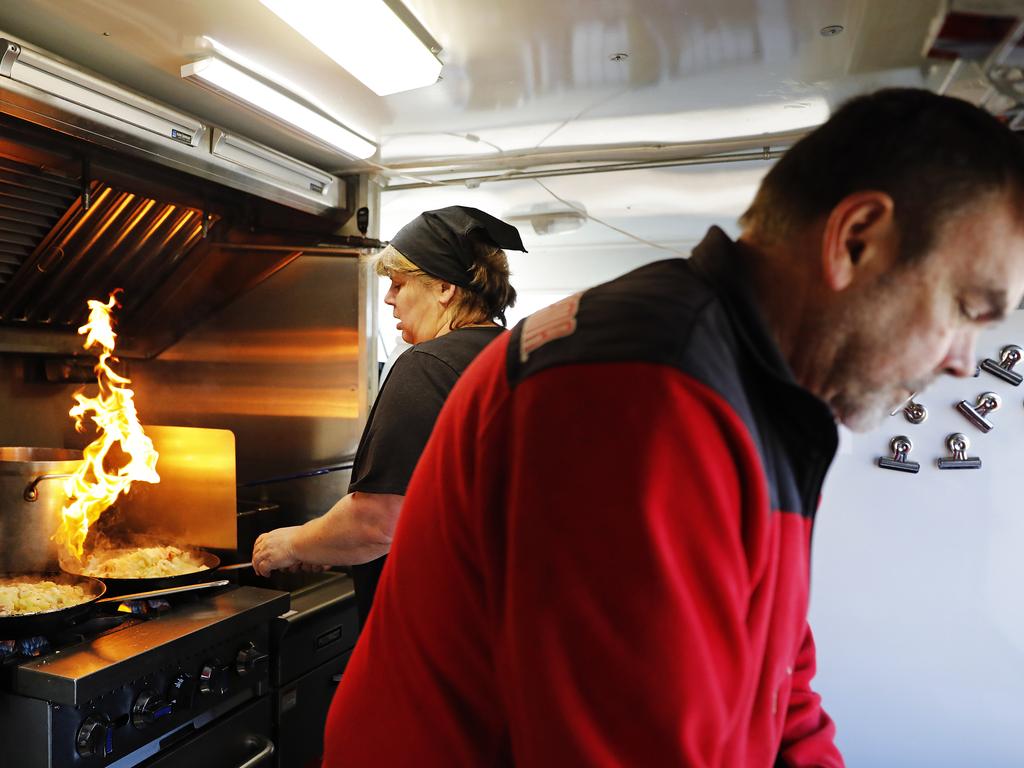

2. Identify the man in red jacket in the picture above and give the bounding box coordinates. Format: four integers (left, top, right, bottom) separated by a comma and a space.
324, 89, 1024, 766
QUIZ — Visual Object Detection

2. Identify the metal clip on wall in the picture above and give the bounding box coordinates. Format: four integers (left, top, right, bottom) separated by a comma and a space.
955, 391, 1001, 433
877, 436, 920, 473
980, 344, 1023, 386
937, 433, 982, 470
889, 392, 927, 424
903, 398, 927, 424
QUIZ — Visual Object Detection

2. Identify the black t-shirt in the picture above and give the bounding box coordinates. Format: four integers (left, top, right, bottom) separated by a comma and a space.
350, 326, 504, 623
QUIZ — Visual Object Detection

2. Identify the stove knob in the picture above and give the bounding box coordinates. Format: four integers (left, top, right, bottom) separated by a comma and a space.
198, 660, 230, 696
235, 643, 270, 677
132, 689, 173, 728
76, 714, 115, 757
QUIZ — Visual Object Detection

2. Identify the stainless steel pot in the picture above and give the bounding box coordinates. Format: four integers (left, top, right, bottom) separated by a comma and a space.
0, 447, 82, 571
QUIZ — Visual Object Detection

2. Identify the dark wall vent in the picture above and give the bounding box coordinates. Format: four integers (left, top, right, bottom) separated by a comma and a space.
0, 156, 79, 296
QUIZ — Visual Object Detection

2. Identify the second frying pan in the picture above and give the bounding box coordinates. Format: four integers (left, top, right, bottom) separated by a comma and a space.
60, 541, 222, 596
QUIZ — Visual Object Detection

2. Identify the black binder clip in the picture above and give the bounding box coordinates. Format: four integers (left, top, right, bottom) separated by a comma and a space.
937, 433, 982, 470
980, 345, 1023, 386
955, 391, 1001, 433
877, 436, 920, 473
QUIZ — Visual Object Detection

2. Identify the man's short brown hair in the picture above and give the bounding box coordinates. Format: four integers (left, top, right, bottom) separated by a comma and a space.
741, 88, 1024, 263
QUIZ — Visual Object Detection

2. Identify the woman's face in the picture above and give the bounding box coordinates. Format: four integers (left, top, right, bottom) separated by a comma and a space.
384, 272, 448, 344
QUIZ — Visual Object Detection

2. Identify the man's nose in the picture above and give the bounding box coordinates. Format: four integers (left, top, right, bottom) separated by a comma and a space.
941, 330, 978, 378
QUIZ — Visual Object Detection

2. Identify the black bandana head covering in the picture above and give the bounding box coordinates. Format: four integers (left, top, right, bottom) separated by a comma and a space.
388, 206, 527, 289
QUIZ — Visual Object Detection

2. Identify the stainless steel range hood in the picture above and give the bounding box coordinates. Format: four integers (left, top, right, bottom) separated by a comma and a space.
0, 33, 371, 360
0, 33, 352, 216
0, 154, 80, 295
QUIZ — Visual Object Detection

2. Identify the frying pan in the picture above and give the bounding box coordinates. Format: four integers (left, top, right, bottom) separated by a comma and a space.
0, 573, 230, 638
59, 539, 222, 596
0, 572, 106, 637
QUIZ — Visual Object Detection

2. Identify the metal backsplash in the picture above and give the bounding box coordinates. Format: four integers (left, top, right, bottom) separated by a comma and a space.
0, 251, 374, 529
129, 252, 374, 518
0, 355, 79, 448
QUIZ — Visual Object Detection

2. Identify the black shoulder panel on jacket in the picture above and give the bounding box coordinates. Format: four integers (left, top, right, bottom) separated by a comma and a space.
504, 229, 837, 518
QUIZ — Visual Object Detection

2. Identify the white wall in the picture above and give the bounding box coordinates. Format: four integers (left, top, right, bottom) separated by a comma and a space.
380, 168, 1024, 765
377, 162, 769, 357
378, 165, 1024, 764
811, 313, 1024, 768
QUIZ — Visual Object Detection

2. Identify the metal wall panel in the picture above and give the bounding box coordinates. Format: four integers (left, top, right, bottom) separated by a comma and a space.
0, 252, 373, 527
0, 355, 79, 447
129, 253, 372, 506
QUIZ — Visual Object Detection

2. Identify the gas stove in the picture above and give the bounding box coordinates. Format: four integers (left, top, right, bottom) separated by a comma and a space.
0, 585, 289, 768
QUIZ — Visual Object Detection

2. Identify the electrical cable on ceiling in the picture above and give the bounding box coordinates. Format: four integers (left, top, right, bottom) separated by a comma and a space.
447, 132, 506, 153
533, 179, 690, 256
379, 87, 627, 184
533, 86, 631, 148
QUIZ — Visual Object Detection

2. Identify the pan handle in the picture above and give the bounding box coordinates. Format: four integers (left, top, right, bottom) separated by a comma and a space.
24, 472, 74, 501
219, 562, 253, 571
95, 579, 230, 603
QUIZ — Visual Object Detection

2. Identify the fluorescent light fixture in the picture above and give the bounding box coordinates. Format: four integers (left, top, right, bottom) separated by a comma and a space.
202, 36, 373, 139
2, 40, 205, 147
260, 0, 442, 96
181, 56, 376, 159
210, 129, 335, 196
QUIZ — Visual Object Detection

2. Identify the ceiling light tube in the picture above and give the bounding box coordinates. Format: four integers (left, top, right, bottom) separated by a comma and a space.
259, 0, 442, 96
181, 56, 376, 159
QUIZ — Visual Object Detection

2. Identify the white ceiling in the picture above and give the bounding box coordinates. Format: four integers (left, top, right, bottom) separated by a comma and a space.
0, 0, 987, 307
0, 0, 949, 171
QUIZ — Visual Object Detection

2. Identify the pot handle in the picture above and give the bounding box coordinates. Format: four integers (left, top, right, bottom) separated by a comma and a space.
24, 472, 74, 502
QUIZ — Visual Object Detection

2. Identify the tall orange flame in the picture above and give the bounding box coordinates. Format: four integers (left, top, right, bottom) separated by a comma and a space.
55, 292, 159, 560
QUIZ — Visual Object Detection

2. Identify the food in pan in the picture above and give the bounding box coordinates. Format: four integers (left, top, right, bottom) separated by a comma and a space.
0, 579, 91, 616
81, 545, 209, 579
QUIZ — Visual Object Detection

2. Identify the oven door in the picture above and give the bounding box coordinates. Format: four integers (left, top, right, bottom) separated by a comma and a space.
139, 698, 274, 768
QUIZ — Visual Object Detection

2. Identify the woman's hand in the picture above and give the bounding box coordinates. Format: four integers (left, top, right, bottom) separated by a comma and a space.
252, 526, 302, 576
250, 493, 403, 576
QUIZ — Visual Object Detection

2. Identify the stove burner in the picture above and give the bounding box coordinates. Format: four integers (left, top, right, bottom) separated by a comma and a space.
0, 614, 135, 664
118, 598, 172, 616
0, 636, 50, 658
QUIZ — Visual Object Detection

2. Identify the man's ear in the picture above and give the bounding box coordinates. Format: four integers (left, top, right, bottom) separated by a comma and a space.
820, 191, 896, 292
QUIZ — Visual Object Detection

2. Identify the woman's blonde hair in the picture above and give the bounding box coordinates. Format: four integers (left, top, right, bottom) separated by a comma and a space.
375, 239, 517, 329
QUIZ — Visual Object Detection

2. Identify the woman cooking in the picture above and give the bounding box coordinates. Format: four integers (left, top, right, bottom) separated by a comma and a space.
251, 206, 522, 622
